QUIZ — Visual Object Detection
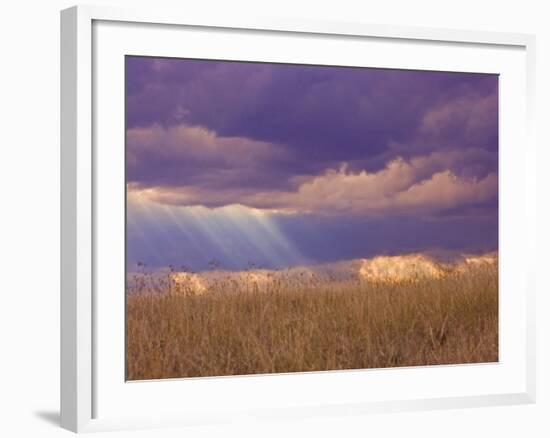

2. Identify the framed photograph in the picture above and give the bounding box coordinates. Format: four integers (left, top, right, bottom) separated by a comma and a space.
61, 5, 536, 433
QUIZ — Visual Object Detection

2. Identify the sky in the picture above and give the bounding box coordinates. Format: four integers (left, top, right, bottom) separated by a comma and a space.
126, 56, 498, 271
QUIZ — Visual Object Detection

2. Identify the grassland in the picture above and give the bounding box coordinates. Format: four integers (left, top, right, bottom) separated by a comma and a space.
126, 262, 498, 380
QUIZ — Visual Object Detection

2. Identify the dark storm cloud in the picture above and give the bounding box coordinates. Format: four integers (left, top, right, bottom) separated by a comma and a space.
126, 57, 498, 191
125, 57, 499, 267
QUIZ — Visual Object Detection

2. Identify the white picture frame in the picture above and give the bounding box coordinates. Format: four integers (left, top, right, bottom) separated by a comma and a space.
60, 4, 537, 433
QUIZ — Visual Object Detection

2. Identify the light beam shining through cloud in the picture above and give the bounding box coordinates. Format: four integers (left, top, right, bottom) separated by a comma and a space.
127, 196, 308, 271
125, 57, 498, 271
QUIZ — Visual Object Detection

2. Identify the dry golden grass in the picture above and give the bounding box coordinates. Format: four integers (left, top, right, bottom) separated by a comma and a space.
126, 264, 498, 380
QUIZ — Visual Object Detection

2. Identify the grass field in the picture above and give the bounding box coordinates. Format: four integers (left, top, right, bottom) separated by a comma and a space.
126, 261, 498, 380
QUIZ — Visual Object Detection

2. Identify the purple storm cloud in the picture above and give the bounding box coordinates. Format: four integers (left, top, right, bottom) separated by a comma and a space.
125, 56, 498, 270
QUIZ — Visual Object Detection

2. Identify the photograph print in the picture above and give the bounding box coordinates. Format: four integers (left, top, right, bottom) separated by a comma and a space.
125, 56, 498, 380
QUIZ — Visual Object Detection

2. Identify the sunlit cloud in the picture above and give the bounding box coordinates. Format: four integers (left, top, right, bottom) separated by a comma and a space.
128, 150, 497, 217
137, 251, 498, 295
127, 122, 289, 191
